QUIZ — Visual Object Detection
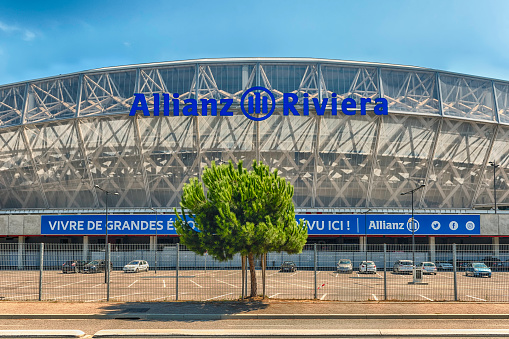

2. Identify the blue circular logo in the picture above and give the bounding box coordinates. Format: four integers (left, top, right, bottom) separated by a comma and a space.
241, 86, 276, 121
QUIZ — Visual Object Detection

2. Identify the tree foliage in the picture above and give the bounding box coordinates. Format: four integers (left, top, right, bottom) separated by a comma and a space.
175, 160, 308, 296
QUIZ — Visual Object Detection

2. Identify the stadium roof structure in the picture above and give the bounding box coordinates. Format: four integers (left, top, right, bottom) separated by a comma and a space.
0, 57, 508, 213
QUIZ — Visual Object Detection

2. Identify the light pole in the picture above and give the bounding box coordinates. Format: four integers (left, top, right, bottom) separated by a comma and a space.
400, 184, 425, 266
489, 161, 499, 214
364, 208, 371, 261
94, 185, 119, 283
150, 207, 158, 275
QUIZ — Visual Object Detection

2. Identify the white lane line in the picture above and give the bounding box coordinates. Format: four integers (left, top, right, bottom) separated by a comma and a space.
335, 273, 338, 278
163, 280, 166, 288
56, 280, 86, 288
205, 292, 234, 301
420, 295, 434, 301
269, 293, 281, 298
289, 272, 298, 277
190, 280, 204, 288
320, 293, 327, 300
127, 280, 138, 288
224, 272, 238, 276
215, 279, 237, 288
91, 283, 103, 288
372, 294, 378, 301
466, 295, 487, 301
376, 273, 383, 278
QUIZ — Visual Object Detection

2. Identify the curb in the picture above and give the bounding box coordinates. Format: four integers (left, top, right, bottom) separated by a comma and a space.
0, 330, 85, 338
1, 313, 509, 320
92, 329, 509, 337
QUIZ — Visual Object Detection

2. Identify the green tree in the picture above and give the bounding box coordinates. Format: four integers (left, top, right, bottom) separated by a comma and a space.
175, 160, 308, 297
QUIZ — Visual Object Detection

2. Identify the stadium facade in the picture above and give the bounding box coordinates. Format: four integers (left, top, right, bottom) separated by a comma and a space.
0, 58, 508, 250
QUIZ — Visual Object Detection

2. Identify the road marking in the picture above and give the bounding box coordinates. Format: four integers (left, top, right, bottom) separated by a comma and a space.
466, 295, 487, 301
372, 294, 378, 301
127, 280, 138, 288
224, 272, 238, 276
320, 293, 327, 300
376, 273, 383, 278
56, 280, 86, 288
91, 283, 103, 288
204, 292, 234, 301
335, 273, 338, 278
190, 280, 204, 288
419, 295, 433, 301
289, 272, 298, 277
268, 293, 280, 298
163, 280, 166, 288
215, 279, 237, 288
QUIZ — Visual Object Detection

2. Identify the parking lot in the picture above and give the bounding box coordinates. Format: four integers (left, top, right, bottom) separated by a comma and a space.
1, 268, 508, 302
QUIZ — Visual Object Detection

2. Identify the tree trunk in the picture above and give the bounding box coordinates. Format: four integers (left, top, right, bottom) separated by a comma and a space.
247, 253, 257, 297
262, 253, 266, 298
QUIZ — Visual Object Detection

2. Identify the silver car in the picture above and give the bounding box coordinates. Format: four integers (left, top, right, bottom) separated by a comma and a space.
359, 261, 376, 274
337, 259, 353, 273
393, 260, 414, 274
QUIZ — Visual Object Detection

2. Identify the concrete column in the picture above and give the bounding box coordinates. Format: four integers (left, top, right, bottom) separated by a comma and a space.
493, 237, 500, 257
359, 236, 366, 252
149, 236, 156, 251
83, 236, 89, 261
17, 236, 25, 270
429, 236, 436, 263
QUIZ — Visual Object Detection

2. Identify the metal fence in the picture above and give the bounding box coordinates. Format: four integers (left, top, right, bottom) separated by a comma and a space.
1, 243, 508, 302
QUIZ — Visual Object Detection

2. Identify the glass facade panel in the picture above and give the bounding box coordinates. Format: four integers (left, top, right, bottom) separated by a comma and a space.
381, 69, 439, 115
25, 76, 79, 123
322, 65, 378, 101
440, 74, 495, 121
79, 71, 136, 117
494, 82, 509, 123
0, 85, 25, 127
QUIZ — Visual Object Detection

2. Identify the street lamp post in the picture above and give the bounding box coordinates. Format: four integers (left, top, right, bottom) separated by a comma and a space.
400, 184, 425, 266
150, 207, 158, 275
364, 208, 371, 261
489, 161, 499, 214
94, 185, 119, 284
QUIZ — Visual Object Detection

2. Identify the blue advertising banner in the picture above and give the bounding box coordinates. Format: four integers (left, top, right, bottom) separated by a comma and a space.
41, 214, 481, 236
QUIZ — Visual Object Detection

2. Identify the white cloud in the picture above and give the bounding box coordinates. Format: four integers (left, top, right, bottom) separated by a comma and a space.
0, 20, 36, 41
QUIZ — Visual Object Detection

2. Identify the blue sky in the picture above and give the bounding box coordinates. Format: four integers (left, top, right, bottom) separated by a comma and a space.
1, 0, 509, 85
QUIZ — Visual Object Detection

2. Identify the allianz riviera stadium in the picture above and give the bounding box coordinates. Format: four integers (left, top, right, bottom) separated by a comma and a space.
0, 57, 508, 246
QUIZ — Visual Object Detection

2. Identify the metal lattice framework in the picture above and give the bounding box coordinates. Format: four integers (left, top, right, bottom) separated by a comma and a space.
0, 58, 508, 211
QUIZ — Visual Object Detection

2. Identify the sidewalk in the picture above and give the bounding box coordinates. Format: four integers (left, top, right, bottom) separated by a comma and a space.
1, 300, 509, 319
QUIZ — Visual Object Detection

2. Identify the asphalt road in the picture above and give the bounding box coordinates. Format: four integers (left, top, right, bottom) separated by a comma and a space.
1, 269, 507, 302
1, 318, 509, 334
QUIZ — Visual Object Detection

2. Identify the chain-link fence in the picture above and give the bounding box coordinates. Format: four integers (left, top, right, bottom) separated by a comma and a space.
1, 243, 508, 302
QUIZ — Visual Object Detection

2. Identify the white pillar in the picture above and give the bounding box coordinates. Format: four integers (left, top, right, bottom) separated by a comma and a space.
149, 236, 156, 251
493, 237, 500, 257
83, 236, 89, 261
17, 236, 25, 270
429, 236, 436, 263
359, 236, 366, 252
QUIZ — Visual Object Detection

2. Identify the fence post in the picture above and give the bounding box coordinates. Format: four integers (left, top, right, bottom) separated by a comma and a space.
453, 243, 457, 301
383, 243, 387, 301
176, 243, 179, 301
106, 243, 111, 301
314, 243, 317, 299
38, 243, 44, 301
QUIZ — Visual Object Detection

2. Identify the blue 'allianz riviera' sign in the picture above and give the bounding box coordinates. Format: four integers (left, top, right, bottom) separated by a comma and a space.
129, 86, 389, 121
41, 214, 480, 236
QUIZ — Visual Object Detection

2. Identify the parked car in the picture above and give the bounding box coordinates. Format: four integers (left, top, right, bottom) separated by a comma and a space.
451, 260, 470, 270
436, 262, 453, 271
417, 262, 437, 275
83, 260, 112, 273
465, 262, 492, 278
359, 261, 376, 274
498, 260, 509, 271
280, 261, 297, 272
337, 259, 353, 273
62, 260, 86, 273
482, 257, 503, 271
393, 260, 413, 274
123, 260, 149, 273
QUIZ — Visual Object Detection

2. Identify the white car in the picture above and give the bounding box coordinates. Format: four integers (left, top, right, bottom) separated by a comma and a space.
393, 260, 414, 274
359, 261, 376, 274
436, 262, 453, 271
337, 259, 353, 273
417, 262, 437, 275
123, 260, 149, 273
